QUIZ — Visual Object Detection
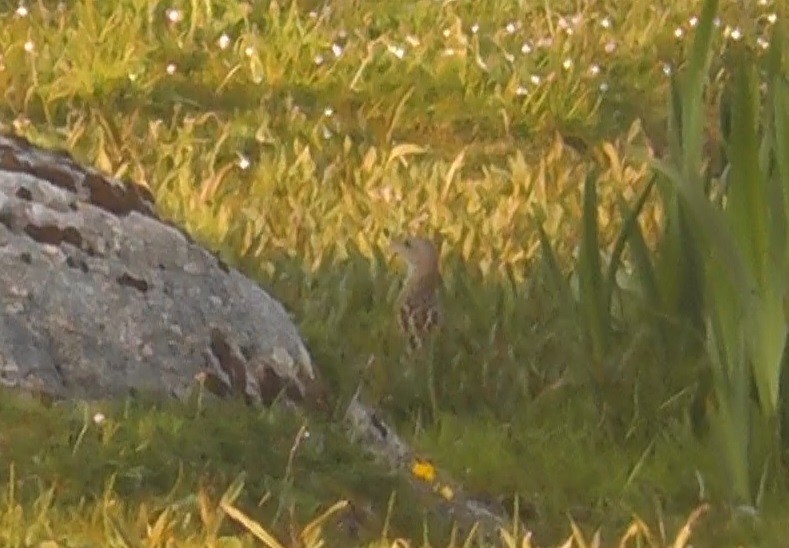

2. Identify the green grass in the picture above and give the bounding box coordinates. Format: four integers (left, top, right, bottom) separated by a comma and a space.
0, 0, 787, 545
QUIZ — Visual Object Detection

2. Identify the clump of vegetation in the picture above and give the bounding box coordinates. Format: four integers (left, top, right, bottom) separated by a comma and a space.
0, 0, 787, 545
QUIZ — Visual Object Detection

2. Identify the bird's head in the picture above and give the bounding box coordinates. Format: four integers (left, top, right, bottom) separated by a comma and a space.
391, 236, 439, 277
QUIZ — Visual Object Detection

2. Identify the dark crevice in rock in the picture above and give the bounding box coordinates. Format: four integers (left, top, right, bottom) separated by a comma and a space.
83, 172, 154, 216
1, 150, 20, 172
19, 252, 32, 264
66, 255, 89, 273
197, 370, 232, 399
24, 224, 84, 251
209, 328, 249, 399
371, 413, 389, 439
1, 148, 79, 193
0, 209, 13, 230
33, 164, 80, 193
216, 256, 230, 273
52, 361, 66, 385
255, 365, 302, 406
205, 328, 305, 406
116, 273, 149, 292
0, 149, 77, 192
15, 187, 32, 201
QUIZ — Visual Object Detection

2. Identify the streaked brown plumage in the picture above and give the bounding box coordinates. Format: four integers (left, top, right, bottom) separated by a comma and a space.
391, 236, 442, 352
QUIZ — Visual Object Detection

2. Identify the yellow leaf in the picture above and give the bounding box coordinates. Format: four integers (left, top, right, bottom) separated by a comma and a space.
601, 141, 622, 179
386, 143, 426, 168
441, 148, 466, 200
94, 131, 113, 174
220, 499, 286, 548
300, 500, 350, 546
462, 230, 475, 261
362, 146, 378, 173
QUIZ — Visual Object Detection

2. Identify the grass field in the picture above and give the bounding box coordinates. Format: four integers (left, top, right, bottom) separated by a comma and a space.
0, 0, 787, 545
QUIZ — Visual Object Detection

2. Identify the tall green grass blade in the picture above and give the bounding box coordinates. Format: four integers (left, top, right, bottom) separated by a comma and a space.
667, 72, 684, 166
681, 0, 719, 181
708, 374, 752, 506
615, 193, 661, 314
656, 69, 707, 338
651, 159, 750, 292
767, 26, 789, 262
536, 222, 574, 315
652, 166, 707, 341
726, 53, 767, 286
605, 175, 657, 310
724, 45, 788, 419
705, 266, 752, 503
578, 172, 609, 370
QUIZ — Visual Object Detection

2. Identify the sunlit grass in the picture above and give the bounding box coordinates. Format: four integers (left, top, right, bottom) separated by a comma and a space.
0, 0, 787, 545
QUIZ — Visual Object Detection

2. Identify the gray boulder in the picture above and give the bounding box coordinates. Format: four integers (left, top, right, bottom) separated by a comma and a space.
0, 134, 317, 405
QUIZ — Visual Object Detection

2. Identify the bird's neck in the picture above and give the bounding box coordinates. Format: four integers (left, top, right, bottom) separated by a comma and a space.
405, 268, 440, 292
